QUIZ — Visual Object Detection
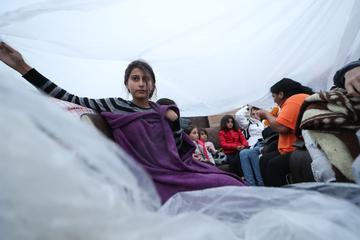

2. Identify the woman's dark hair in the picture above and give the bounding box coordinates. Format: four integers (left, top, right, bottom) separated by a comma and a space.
270, 78, 313, 99
124, 60, 156, 98
220, 115, 239, 131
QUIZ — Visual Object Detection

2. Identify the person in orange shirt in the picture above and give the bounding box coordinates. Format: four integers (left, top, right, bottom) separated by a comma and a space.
256, 78, 313, 186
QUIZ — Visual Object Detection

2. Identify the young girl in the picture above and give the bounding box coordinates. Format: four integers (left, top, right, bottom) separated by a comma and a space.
218, 115, 248, 176
218, 115, 263, 185
0, 42, 244, 203
199, 128, 227, 166
199, 129, 216, 154
185, 126, 215, 165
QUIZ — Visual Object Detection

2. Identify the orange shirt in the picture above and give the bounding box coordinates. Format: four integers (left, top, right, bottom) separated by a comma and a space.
276, 93, 309, 153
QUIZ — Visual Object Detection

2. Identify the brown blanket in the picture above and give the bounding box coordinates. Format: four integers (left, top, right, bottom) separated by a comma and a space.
296, 88, 360, 182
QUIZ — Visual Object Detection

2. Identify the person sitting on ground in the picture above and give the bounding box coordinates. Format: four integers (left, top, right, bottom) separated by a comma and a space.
199, 128, 216, 154
333, 58, 360, 96
156, 97, 191, 130
292, 57, 360, 184
185, 126, 215, 165
0, 42, 244, 203
234, 106, 265, 185
199, 128, 227, 165
218, 115, 249, 176
256, 78, 313, 187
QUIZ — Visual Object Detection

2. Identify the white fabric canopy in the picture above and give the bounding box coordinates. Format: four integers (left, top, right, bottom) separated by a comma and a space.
0, 0, 360, 116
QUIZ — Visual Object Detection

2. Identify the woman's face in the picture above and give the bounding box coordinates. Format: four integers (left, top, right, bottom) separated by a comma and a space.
272, 92, 284, 107
126, 67, 154, 100
189, 128, 199, 141
226, 118, 234, 129
199, 131, 208, 142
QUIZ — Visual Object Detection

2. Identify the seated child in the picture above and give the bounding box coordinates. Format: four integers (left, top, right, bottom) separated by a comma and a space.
199, 128, 227, 165
185, 126, 215, 165
199, 129, 216, 153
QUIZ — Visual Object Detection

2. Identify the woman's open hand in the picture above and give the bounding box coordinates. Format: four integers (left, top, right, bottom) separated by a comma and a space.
0, 42, 32, 75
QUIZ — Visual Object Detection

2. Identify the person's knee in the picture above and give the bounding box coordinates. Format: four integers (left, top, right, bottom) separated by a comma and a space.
239, 149, 250, 158
248, 149, 259, 159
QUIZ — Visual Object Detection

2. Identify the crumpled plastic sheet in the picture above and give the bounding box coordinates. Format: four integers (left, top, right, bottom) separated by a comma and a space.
1, 77, 360, 239
161, 186, 360, 240
285, 182, 360, 207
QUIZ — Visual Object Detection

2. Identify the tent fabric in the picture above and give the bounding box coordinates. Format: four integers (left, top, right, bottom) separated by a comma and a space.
1, 0, 360, 116
2, 2, 360, 239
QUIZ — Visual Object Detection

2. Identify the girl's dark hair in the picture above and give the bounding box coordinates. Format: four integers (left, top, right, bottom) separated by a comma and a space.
220, 115, 239, 131
124, 60, 156, 98
270, 78, 313, 99
199, 128, 208, 136
250, 106, 260, 111
184, 125, 197, 135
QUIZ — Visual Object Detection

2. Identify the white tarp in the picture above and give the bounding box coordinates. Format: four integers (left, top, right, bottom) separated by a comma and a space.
0, 0, 360, 116
2, 3, 360, 238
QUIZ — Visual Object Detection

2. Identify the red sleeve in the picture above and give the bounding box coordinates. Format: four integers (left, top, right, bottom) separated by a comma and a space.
218, 130, 238, 151
238, 130, 249, 147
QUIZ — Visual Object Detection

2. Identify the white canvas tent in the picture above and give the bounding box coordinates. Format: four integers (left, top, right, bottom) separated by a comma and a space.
1, 0, 360, 116
1, 1, 360, 239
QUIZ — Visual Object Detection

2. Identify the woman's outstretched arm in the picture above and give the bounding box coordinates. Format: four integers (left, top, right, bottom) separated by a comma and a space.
0, 42, 32, 75
0, 42, 136, 113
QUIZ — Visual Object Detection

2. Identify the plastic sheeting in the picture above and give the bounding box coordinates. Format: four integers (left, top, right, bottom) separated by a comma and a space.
1, 0, 360, 116
162, 186, 360, 240
1, 73, 360, 239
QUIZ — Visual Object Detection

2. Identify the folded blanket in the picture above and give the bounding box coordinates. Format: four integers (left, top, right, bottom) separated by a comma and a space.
296, 89, 360, 182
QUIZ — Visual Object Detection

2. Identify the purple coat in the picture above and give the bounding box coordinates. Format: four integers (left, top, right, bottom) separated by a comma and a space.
102, 104, 244, 203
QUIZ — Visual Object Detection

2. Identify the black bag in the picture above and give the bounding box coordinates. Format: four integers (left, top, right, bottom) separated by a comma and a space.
262, 127, 279, 144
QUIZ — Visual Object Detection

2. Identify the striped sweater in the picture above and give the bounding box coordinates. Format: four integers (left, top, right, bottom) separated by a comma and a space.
23, 68, 183, 148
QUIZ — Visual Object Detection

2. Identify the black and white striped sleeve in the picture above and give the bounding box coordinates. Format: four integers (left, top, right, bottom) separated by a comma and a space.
22, 68, 133, 113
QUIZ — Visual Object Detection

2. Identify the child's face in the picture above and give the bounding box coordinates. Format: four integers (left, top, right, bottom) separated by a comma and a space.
189, 128, 199, 141
226, 118, 234, 129
199, 131, 208, 141
250, 108, 260, 120
126, 67, 154, 101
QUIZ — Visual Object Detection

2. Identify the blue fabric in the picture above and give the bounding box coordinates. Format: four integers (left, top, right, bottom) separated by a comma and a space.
239, 148, 264, 186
